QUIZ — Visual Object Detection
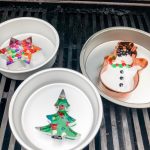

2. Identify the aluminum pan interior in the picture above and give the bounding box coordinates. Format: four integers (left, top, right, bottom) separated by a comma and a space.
9, 68, 103, 150
80, 27, 150, 108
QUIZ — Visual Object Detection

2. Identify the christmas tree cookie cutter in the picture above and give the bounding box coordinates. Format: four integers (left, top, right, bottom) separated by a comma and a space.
36, 89, 81, 140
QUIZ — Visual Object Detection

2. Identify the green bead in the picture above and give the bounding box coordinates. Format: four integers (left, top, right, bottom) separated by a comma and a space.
126, 65, 130, 68
12, 50, 16, 53
119, 64, 123, 68
112, 64, 116, 68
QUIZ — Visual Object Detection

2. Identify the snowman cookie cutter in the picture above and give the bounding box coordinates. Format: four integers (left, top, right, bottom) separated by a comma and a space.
98, 42, 148, 100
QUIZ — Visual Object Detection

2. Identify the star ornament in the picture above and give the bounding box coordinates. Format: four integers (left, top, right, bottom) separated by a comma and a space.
0, 37, 41, 65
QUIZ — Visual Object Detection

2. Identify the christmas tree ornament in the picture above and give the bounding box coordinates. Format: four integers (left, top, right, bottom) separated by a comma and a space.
36, 89, 80, 140
99, 42, 148, 95
0, 37, 41, 65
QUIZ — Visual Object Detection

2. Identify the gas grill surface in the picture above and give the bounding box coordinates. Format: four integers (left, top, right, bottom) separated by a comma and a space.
0, 2, 150, 150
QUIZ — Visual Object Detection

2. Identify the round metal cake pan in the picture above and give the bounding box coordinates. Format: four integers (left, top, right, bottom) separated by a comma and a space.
9, 68, 103, 150
0, 17, 59, 80
80, 27, 150, 108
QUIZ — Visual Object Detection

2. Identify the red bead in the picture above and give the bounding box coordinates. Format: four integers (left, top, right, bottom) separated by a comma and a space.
51, 124, 57, 130
109, 60, 112, 64
0, 48, 7, 54
66, 122, 69, 126
58, 112, 64, 117
122, 63, 126, 66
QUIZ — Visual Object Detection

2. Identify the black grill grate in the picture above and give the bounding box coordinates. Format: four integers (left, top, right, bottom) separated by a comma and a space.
0, 3, 150, 150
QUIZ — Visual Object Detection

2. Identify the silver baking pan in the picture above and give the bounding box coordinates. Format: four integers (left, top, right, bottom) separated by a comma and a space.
0, 17, 59, 80
9, 68, 103, 150
80, 27, 150, 108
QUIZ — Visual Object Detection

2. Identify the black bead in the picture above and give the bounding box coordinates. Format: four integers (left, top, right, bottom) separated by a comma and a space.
120, 70, 124, 74
119, 83, 123, 87
120, 76, 124, 80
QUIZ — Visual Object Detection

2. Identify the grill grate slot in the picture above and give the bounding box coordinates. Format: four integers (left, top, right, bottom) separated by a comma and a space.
0, 4, 149, 150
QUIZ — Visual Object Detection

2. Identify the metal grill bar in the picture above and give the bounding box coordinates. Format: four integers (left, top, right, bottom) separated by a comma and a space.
57, 12, 65, 67
142, 109, 150, 143
113, 15, 133, 150
0, 3, 149, 150
2, 0, 150, 7
107, 14, 120, 150
100, 115, 107, 150
0, 80, 16, 150
110, 105, 120, 150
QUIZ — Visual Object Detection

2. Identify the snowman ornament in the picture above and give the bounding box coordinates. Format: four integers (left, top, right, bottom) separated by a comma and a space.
100, 42, 148, 97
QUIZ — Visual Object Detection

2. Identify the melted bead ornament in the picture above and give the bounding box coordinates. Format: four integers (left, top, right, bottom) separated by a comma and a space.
36, 89, 80, 140
0, 37, 41, 65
